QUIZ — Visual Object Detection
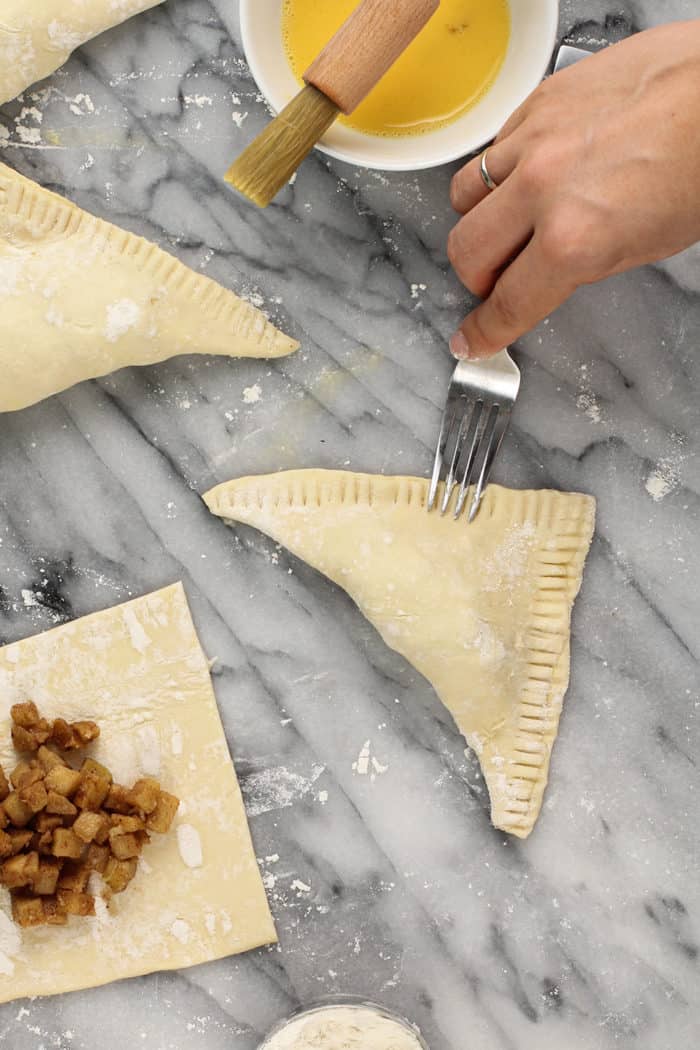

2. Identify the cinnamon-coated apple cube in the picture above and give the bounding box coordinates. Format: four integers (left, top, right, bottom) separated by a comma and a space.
74, 771, 110, 811
11, 702, 42, 728
18, 780, 48, 814
34, 813, 62, 834
108, 829, 143, 860
10, 760, 42, 790
46, 791, 77, 817
109, 814, 145, 833
104, 783, 133, 814
11, 894, 45, 928
81, 758, 112, 782
146, 791, 179, 834
73, 811, 108, 844
44, 765, 81, 798
5, 829, 33, 855
1, 850, 39, 888
42, 896, 68, 925
36, 746, 67, 772
103, 856, 137, 894
51, 828, 83, 860
32, 857, 61, 896
127, 778, 160, 814
56, 889, 95, 916
57, 861, 90, 893
85, 843, 110, 874
3, 791, 34, 827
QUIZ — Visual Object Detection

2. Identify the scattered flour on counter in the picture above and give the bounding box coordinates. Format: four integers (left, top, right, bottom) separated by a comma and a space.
576, 363, 602, 423
105, 299, 141, 342
354, 740, 371, 776
68, 92, 95, 116
16, 125, 41, 145
291, 879, 311, 894
21, 589, 39, 608
242, 383, 262, 403
177, 823, 203, 869
242, 765, 325, 817
576, 391, 602, 424
645, 472, 673, 502
352, 741, 389, 781
645, 459, 679, 502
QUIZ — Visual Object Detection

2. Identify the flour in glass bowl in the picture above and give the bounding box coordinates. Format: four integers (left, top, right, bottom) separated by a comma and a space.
260, 1004, 426, 1050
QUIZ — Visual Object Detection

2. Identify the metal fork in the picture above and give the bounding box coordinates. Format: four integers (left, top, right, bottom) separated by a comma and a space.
427, 349, 521, 522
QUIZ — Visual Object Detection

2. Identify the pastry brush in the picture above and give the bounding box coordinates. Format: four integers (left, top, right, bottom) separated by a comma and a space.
226, 0, 440, 207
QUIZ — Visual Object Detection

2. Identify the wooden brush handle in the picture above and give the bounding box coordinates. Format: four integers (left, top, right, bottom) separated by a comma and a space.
304, 0, 440, 115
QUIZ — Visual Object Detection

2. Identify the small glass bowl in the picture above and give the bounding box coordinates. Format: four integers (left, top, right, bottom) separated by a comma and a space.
258, 996, 429, 1049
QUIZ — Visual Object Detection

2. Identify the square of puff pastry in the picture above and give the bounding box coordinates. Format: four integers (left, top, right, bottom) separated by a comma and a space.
0, 583, 277, 1003
0, 0, 163, 106
0, 163, 298, 412
205, 471, 596, 839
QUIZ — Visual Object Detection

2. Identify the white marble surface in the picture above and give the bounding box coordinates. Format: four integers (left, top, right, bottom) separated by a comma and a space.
0, 2, 698, 1048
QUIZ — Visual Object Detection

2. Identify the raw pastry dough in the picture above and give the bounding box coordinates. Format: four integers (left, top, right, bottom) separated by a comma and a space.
0, 163, 298, 412
0, 583, 276, 1002
205, 471, 596, 838
0, 0, 163, 106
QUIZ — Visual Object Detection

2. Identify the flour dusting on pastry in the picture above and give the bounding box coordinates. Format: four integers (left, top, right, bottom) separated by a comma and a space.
0, 164, 298, 413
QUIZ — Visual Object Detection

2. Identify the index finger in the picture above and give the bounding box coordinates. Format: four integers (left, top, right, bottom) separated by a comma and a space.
451, 234, 578, 359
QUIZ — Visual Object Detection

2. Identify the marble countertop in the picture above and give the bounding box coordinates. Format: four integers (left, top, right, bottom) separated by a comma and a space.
0, 2, 698, 1048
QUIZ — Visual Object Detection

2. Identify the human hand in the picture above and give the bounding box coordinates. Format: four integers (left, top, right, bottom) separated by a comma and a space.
447, 20, 700, 359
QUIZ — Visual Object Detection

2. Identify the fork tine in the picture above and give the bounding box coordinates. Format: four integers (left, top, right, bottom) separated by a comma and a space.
452, 400, 486, 518
466, 403, 514, 522
427, 387, 462, 511
439, 400, 471, 515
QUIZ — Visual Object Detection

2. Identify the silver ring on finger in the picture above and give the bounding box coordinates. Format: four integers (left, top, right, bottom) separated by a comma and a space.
479, 149, 499, 191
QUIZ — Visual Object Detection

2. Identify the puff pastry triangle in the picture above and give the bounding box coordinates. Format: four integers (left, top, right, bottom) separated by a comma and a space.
205, 470, 596, 838
0, 163, 298, 412
0, 0, 163, 106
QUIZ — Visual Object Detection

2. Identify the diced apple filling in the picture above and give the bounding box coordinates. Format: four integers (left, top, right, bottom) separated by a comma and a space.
0, 703, 180, 927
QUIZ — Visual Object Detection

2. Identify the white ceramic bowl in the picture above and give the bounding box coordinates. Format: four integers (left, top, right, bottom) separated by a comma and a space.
258, 999, 429, 1049
240, 0, 559, 171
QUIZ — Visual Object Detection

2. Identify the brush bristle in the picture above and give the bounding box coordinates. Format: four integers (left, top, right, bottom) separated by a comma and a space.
225, 86, 339, 208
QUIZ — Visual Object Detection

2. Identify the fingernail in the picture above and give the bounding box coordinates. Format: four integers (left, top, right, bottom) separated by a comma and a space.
450, 331, 470, 359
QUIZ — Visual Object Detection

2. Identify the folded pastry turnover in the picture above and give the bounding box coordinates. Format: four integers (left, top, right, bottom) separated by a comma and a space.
0, 164, 298, 412
205, 471, 596, 839
0, 0, 163, 105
